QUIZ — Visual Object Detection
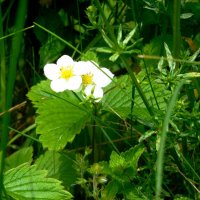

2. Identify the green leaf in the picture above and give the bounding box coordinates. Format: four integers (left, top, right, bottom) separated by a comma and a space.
27, 80, 92, 150
121, 144, 144, 173
4, 163, 72, 200
101, 181, 119, 200
125, 190, 145, 200
180, 13, 194, 19
95, 47, 114, 53
5, 147, 33, 171
39, 37, 66, 67
109, 53, 119, 62
109, 151, 126, 169
164, 43, 176, 73
101, 30, 115, 48
102, 75, 132, 119
35, 151, 77, 189
122, 25, 138, 46
103, 74, 170, 124
117, 24, 122, 45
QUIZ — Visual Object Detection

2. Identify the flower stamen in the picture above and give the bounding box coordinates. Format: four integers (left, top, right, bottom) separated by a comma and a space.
82, 73, 93, 85
60, 66, 73, 79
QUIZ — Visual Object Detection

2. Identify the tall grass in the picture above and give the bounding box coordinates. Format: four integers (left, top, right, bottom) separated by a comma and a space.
0, 0, 28, 198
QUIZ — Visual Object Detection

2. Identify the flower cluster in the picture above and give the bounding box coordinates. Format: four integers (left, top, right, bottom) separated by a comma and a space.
44, 55, 114, 101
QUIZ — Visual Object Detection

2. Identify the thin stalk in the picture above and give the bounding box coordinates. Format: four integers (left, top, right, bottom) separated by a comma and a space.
137, 54, 200, 65
155, 79, 185, 199
0, 0, 28, 198
33, 22, 82, 56
92, 104, 98, 163
94, 0, 154, 117
120, 55, 155, 117
0, 25, 34, 41
143, 56, 160, 110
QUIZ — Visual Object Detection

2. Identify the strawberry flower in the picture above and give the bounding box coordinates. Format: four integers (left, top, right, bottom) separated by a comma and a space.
44, 55, 82, 92
75, 61, 114, 101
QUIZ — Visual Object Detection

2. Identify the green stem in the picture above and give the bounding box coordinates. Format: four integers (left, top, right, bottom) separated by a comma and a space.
120, 55, 155, 117
94, 0, 154, 117
92, 104, 98, 163
155, 79, 185, 199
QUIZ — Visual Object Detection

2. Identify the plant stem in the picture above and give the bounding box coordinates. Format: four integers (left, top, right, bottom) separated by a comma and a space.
155, 79, 185, 199
120, 55, 155, 117
92, 104, 98, 163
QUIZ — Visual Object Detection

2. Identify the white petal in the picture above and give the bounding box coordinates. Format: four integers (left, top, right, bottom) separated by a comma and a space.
56, 55, 74, 68
65, 76, 82, 90
84, 85, 103, 102
73, 61, 89, 75
87, 61, 100, 73
93, 68, 114, 87
50, 79, 68, 92
44, 63, 60, 80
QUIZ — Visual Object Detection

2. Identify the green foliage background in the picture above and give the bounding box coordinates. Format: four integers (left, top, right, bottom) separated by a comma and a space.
0, 0, 200, 199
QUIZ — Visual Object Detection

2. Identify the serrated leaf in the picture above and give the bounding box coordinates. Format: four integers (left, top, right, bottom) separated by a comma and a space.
81, 51, 99, 63
102, 75, 132, 119
109, 151, 126, 169
27, 80, 92, 150
4, 163, 72, 200
35, 151, 77, 189
102, 75, 170, 124
121, 144, 144, 172
5, 147, 33, 171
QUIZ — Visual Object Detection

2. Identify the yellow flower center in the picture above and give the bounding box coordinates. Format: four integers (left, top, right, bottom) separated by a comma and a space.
82, 73, 93, 85
60, 66, 73, 79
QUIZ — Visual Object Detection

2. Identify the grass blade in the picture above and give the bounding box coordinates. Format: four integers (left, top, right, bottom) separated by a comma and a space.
155, 79, 185, 199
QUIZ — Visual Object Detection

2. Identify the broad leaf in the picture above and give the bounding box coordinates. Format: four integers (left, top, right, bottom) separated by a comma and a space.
4, 163, 72, 200
102, 75, 132, 119
27, 80, 92, 150
101, 181, 119, 200
35, 151, 77, 189
39, 37, 66, 67
5, 147, 33, 171
102, 74, 170, 124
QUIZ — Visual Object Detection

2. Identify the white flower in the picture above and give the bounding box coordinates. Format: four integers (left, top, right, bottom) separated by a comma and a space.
44, 55, 82, 92
75, 60, 114, 101
84, 85, 104, 102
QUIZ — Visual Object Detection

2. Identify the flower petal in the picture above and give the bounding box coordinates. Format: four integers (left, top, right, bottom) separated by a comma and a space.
50, 79, 68, 92
56, 55, 74, 68
44, 63, 60, 80
65, 76, 82, 91
84, 85, 104, 102
93, 68, 114, 87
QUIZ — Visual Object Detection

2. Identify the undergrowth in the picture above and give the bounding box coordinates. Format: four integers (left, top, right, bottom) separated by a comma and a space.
0, 0, 200, 199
